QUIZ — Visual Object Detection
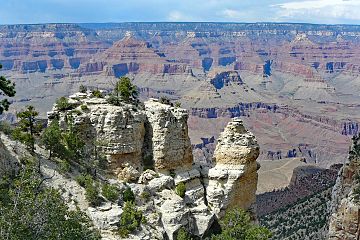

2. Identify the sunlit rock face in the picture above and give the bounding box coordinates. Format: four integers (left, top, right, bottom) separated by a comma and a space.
144, 99, 193, 173
206, 117, 260, 217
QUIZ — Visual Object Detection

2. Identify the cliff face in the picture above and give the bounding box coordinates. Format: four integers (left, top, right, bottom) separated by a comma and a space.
47, 94, 260, 239
144, 100, 193, 173
328, 136, 360, 240
206, 118, 259, 217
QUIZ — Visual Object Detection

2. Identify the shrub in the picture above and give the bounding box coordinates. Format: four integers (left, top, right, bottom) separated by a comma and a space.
70, 109, 82, 116
140, 191, 150, 201
76, 174, 93, 188
80, 104, 89, 111
56, 97, 74, 111
177, 227, 193, 240
79, 84, 87, 93
159, 96, 171, 105
123, 187, 135, 203
175, 102, 181, 108
175, 182, 186, 198
77, 174, 101, 207
211, 208, 272, 240
114, 77, 138, 103
85, 180, 102, 207
91, 89, 103, 98
118, 201, 143, 237
0, 121, 13, 136
102, 183, 120, 202
58, 160, 71, 174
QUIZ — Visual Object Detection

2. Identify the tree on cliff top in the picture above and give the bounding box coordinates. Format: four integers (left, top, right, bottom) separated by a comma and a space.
108, 77, 138, 105
0, 63, 16, 114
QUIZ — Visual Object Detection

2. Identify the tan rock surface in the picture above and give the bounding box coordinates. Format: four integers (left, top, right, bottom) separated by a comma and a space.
207, 117, 259, 217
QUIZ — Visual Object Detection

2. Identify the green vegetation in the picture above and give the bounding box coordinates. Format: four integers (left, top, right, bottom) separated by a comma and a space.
108, 77, 138, 105
76, 174, 93, 187
83, 175, 102, 207
123, 187, 135, 202
0, 63, 16, 114
62, 116, 85, 162
260, 188, 332, 240
175, 182, 186, 198
159, 96, 171, 105
118, 201, 143, 238
140, 191, 150, 201
175, 102, 181, 108
176, 227, 193, 240
212, 208, 272, 240
81, 104, 89, 111
91, 89, 103, 98
79, 84, 87, 93
102, 183, 120, 202
0, 120, 13, 136
56, 96, 75, 111
12, 105, 42, 153
41, 119, 65, 159
0, 161, 100, 240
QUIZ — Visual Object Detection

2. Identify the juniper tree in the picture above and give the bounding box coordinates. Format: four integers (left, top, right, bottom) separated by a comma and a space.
0, 63, 16, 114
40, 119, 65, 159
108, 77, 138, 105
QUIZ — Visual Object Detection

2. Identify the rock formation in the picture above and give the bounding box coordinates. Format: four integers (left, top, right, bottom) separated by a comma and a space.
45, 93, 261, 239
144, 100, 193, 173
205, 118, 259, 217
328, 136, 360, 240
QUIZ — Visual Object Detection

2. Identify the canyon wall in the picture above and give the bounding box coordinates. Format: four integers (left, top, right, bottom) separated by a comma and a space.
328, 136, 360, 240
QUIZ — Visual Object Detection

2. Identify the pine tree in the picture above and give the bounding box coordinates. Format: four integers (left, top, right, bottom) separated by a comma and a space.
0, 63, 16, 114
12, 105, 42, 153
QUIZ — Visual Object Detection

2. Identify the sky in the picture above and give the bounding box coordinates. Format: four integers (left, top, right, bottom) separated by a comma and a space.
1, 0, 360, 25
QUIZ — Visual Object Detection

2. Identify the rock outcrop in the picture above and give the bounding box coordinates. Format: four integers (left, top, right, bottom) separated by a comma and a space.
205, 118, 260, 217
144, 100, 193, 173
328, 136, 360, 240
46, 94, 260, 239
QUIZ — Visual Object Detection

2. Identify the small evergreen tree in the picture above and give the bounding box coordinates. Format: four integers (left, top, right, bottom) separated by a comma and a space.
0, 63, 16, 114
79, 84, 87, 93
62, 115, 85, 162
102, 183, 120, 202
108, 77, 138, 105
211, 208, 272, 240
118, 201, 143, 237
56, 97, 74, 111
123, 187, 135, 202
40, 119, 65, 159
12, 105, 42, 153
